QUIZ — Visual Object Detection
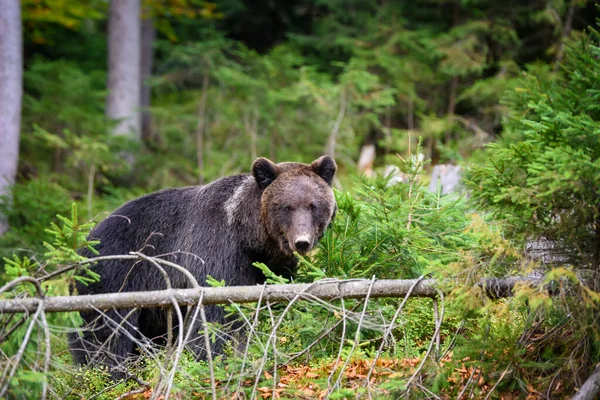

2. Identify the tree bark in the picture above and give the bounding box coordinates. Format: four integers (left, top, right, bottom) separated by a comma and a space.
444, 1, 460, 144
0, 0, 23, 236
325, 88, 347, 157
572, 364, 600, 400
0, 278, 438, 314
0, 275, 546, 315
140, 13, 155, 142
245, 107, 259, 161
594, 209, 600, 271
445, 75, 459, 145
196, 74, 210, 185
106, 0, 141, 138
554, 0, 576, 72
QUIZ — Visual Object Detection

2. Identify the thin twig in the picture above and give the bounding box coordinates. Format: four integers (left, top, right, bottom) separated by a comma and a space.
365, 275, 427, 385
0, 314, 29, 343
234, 283, 267, 395
330, 276, 377, 395
405, 289, 445, 390
285, 302, 363, 365
266, 301, 279, 400
115, 386, 149, 400
327, 297, 347, 392
0, 275, 45, 297
456, 366, 479, 400
433, 298, 440, 360
199, 303, 217, 400
251, 281, 325, 399
39, 252, 203, 285
155, 296, 184, 400
0, 300, 44, 398
39, 308, 51, 400
484, 362, 513, 400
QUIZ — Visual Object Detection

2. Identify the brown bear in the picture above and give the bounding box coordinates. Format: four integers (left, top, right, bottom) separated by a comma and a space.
69, 155, 337, 374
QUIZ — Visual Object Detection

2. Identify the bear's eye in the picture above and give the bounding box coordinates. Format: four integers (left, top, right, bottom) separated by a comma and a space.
283, 205, 293, 213
309, 203, 318, 212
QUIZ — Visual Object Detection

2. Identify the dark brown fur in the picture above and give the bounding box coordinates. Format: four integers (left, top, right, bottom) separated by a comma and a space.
70, 156, 337, 376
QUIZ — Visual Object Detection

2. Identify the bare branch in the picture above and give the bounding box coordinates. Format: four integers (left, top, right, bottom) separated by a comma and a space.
0, 300, 44, 398
0, 278, 439, 314
572, 364, 600, 400
0, 274, 548, 315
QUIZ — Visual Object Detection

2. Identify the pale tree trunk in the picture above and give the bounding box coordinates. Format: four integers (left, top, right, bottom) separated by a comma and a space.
140, 13, 155, 142
106, 0, 141, 139
325, 88, 347, 157
245, 107, 258, 161
444, 0, 460, 144
195, 74, 210, 185
554, 0, 576, 72
0, 0, 23, 236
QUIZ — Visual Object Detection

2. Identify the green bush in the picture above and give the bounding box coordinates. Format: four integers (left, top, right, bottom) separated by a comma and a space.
467, 29, 600, 268
301, 151, 476, 281
462, 26, 600, 396
0, 177, 71, 263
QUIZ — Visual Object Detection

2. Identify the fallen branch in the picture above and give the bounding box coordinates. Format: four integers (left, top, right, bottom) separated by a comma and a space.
479, 276, 542, 299
572, 364, 600, 400
0, 278, 436, 314
0, 275, 544, 315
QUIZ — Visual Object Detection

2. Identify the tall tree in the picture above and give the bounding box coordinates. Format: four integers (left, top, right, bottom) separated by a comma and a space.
0, 0, 23, 235
140, 12, 155, 142
106, 0, 141, 138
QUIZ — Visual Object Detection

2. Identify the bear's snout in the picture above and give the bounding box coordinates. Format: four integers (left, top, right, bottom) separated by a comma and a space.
293, 234, 312, 253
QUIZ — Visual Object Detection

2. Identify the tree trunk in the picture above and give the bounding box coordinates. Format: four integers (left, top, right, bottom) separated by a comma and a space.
444, 1, 460, 144
106, 0, 141, 139
196, 74, 210, 185
0, 273, 548, 315
554, 0, 576, 72
594, 209, 600, 272
140, 13, 155, 142
245, 107, 259, 161
325, 88, 347, 157
572, 364, 600, 400
0, 0, 23, 236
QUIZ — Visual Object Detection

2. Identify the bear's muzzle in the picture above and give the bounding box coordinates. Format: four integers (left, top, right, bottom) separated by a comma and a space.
293, 234, 312, 253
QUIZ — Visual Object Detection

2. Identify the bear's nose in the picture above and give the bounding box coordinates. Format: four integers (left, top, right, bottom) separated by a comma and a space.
294, 236, 311, 252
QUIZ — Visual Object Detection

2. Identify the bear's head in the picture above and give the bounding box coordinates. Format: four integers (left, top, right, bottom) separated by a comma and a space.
253, 155, 337, 255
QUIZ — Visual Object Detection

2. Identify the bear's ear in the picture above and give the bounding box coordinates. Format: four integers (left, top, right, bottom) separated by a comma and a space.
252, 158, 278, 189
311, 155, 337, 186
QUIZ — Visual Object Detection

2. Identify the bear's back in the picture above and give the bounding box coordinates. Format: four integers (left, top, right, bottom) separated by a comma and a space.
82, 174, 263, 291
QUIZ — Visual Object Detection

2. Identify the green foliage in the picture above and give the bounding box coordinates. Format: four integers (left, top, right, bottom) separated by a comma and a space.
0, 178, 71, 261
468, 29, 600, 267
4, 1, 600, 398
1, 203, 99, 288
253, 262, 290, 284
301, 146, 474, 281
43, 203, 101, 284
20, 60, 138, 194
52, 364, 144, 400
22, 0, 106, 46
22, 59, 106, 137
0, 204, 100, 399
458, 25, 600, 396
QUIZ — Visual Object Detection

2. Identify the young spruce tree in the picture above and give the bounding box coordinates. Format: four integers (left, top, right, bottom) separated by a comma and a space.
468, 28, 600, 272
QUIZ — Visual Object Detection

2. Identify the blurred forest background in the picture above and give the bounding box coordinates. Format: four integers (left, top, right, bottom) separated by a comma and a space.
1, 0, 600, 398
0, 0, 597, 245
